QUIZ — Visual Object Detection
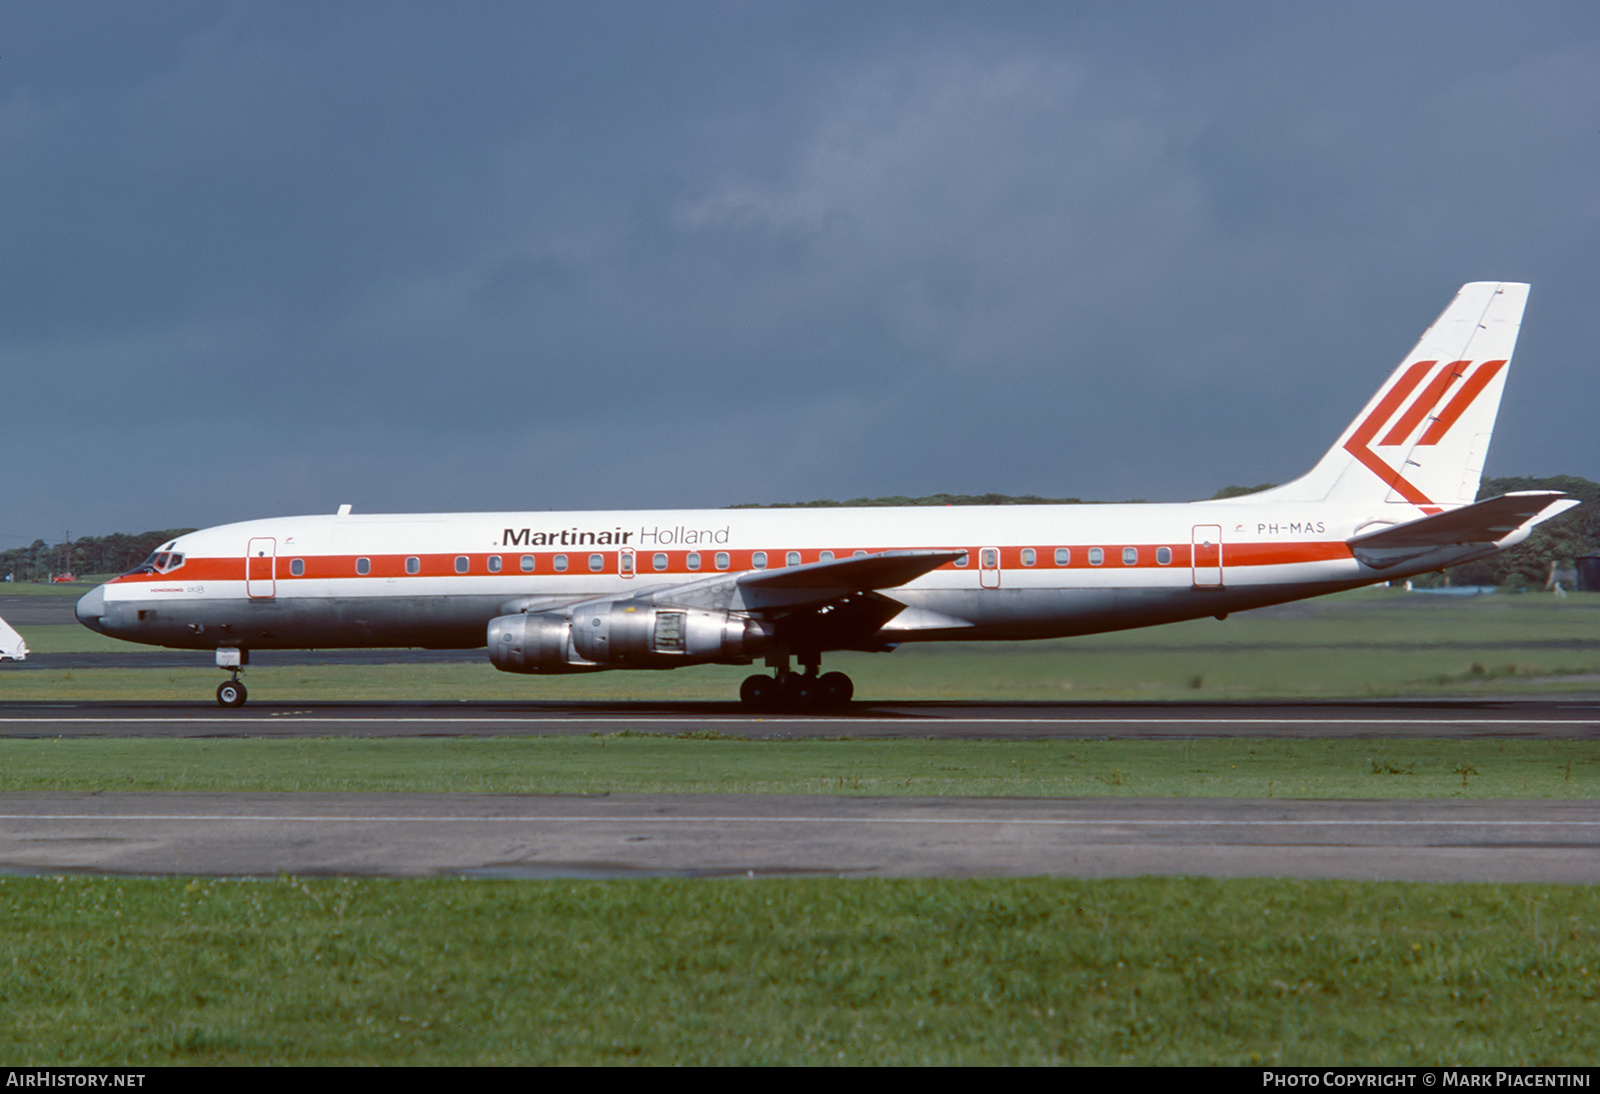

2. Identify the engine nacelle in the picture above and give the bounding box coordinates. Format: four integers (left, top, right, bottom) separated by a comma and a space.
487, 611, 595, 674
487, 602, 773, 674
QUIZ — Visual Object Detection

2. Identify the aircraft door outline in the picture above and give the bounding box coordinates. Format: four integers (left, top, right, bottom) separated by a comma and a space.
979, 546, 1001, 589
246, 538, 276, 599
1191, 525, 1223, 588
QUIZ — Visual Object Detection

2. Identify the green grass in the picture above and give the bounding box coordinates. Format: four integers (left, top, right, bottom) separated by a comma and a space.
7, 587, 1600, 701
2, 875, 1595, 1065
0, 736, 1595, 799
0, 576, 113, 596
3, 587, 1595, 1064
7, 625, 135, 654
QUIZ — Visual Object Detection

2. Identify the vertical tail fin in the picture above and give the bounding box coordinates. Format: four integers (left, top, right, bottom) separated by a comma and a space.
1257, 282, 1529, 511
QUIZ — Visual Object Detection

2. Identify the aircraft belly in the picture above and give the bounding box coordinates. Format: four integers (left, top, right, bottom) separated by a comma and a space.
886, 579, 1371, 641
103, 595, 505, 650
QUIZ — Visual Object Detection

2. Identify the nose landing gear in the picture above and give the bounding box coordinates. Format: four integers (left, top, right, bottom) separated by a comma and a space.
214, 648, 249, 708
216, 678, 247, 708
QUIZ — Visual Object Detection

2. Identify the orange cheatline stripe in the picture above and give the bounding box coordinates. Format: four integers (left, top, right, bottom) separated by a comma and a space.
106, 540, 1357, 587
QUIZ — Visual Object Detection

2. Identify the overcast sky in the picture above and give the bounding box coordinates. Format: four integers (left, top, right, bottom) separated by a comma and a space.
2, 1, 1597, 542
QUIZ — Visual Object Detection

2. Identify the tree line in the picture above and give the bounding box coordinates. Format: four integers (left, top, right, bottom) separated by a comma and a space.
1, 529, 196, 583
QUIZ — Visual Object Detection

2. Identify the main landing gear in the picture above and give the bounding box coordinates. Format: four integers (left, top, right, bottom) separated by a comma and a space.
739, 652, 854, 711
215, 648, 248, 708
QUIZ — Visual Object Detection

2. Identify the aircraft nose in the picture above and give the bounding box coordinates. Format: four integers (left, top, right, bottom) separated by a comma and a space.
75, 584, 107, 633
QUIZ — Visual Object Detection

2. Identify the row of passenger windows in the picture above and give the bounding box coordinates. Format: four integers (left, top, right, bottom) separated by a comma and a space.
335, 552, 746, 575
971, 546, 1175, 567
288, 545, 1176, 577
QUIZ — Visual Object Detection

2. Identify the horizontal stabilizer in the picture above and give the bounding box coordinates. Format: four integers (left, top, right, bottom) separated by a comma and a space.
1347, 491, 1576, 570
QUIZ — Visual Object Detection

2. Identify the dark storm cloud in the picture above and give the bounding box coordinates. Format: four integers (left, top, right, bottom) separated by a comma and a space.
1, 1, 1596, 540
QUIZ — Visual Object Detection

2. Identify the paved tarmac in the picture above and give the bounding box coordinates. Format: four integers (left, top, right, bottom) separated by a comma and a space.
0, 792, 1593, 882
0, 698, 1596, 739
2, 697, 1594, 882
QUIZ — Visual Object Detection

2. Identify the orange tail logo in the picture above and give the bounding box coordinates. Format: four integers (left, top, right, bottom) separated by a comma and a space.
1343, 358, 1507, 513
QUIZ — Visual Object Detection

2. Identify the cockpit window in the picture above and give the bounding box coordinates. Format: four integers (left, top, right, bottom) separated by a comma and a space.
127, 551, 185, 576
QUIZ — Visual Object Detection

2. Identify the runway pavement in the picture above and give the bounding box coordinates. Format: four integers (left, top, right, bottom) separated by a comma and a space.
2, 698, 1594, 882
0, 697, 1597, 738
0, 792, 1594, 882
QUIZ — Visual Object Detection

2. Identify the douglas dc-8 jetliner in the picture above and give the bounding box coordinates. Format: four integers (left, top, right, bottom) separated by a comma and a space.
77, 282, 1576, 708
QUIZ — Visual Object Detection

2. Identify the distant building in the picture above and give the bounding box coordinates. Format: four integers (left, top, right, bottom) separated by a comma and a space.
1577, 555, 1600, 593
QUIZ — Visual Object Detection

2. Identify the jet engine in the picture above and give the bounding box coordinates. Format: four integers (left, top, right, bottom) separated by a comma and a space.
487, 600, 773, 674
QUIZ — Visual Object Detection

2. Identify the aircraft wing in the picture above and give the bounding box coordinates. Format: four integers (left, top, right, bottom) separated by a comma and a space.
1347, 491, 1577, 569
737, 549, 964, 593
564, 548, 964, 616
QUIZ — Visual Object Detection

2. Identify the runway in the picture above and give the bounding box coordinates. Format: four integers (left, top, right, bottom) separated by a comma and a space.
0, 792, 1593, 882
0, 697, 1597, 739
2, 698, 1593, 882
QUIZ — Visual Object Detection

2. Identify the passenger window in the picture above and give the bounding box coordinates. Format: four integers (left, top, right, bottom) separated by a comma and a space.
786, 551, 800, 567
455, 556, 470, 574
1157, 546, 1173, 566
981, 548, 998, 568
1021, 548, 1036, 567
752, 551, 767, 569
553, 554, 568, 572
588, 553, 604, 572
405, 557, 420, 575
715, 552, 730, 571
1088, 548, 1104, 566
520, 555, 535, 573
290, 559, 305, 577
1054, 548, 1070, 566
853, 550, 867, 559
686, 552, 701, 571
653, 553, 668, 572
1122, 547, 1138, 566
488, 555, 502, 573
819, 551, 834, 562
954, 552, 969, 568
356, 557, 370, 576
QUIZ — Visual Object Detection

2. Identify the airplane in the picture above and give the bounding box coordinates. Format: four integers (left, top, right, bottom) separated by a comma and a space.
0, 612, 27, 662
75, 281, 1576, 709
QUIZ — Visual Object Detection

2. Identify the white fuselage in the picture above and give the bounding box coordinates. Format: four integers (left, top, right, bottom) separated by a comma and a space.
76, 497, 1466, 656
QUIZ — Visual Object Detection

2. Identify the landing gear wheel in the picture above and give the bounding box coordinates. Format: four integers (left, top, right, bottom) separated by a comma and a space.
216, 680, 247, 708
782, 674, 818, 709
818, 671, 854, 708
740, 674, 777, 710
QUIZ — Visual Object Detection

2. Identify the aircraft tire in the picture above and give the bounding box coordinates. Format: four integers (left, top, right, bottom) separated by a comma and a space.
818, 671, 854, 707
216, 680, 247, 708
782, 674, 818, 710
739, 674, 776, 710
